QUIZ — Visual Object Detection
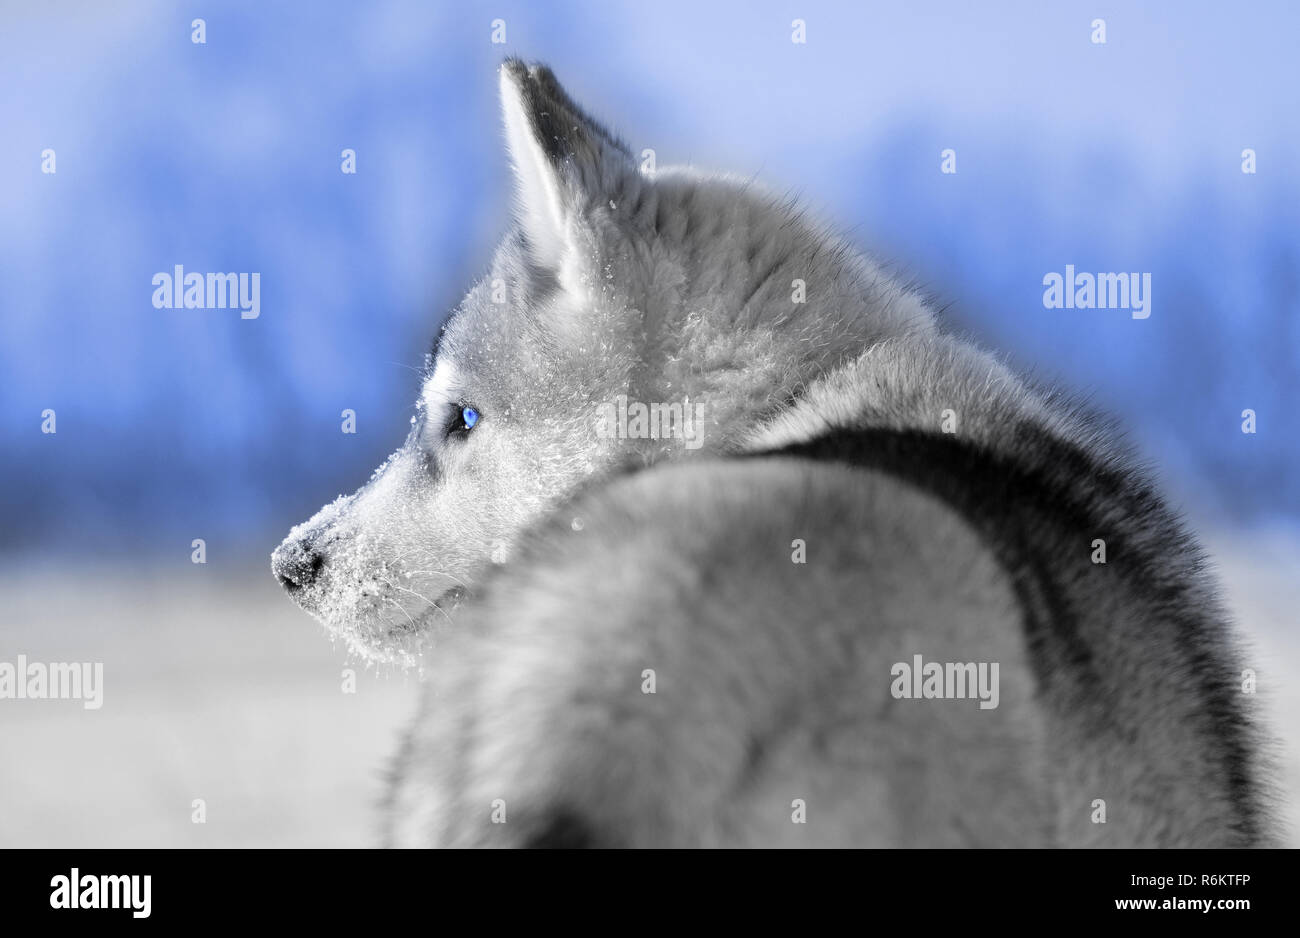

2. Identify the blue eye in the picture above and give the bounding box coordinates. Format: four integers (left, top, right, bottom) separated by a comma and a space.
445, 403, 481, 438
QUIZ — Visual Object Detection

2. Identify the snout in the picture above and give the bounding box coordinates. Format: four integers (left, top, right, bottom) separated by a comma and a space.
271, 538, 324, 593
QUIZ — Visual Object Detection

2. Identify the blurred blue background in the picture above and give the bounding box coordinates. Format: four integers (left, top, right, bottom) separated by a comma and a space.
3, 0, 1298, 559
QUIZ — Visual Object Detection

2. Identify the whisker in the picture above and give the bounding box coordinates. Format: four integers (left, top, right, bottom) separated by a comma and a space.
378, 576, 457, 629
382, 596, 418, 632
401, 570, 472, 588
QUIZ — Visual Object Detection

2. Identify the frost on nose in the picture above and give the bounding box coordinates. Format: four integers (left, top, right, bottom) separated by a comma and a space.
271, 489, 359, 603
269, 452, 446, 663
271, 537, 323, 593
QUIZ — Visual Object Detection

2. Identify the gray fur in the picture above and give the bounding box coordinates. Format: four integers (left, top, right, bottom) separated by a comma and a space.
271, 60, 1272, 846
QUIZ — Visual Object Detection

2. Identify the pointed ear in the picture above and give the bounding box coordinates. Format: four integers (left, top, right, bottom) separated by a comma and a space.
499, 59, 630, 269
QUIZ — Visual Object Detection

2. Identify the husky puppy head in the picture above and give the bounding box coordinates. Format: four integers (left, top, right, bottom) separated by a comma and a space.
272, 59, 934, 664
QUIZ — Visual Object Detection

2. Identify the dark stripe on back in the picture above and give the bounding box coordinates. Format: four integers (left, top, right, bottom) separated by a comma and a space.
748, 423, 1261, 842
753, 425, 1102, 696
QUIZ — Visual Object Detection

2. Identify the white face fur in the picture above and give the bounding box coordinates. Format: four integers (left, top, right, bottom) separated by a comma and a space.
270, 261, 632, 664
271, 60, 921, 663
271, 61, 652, 664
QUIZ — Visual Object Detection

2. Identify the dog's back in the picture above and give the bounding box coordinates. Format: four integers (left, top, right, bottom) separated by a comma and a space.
386, 336, 1269, 848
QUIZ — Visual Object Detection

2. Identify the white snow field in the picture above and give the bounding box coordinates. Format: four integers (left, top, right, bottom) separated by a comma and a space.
0, 562, 415, 848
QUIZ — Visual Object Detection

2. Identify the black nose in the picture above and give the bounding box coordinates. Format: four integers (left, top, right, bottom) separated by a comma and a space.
272, 539, 324, 592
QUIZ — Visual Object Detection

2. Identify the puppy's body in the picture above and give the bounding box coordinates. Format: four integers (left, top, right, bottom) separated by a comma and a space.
272, 60, 1270, 846
385, 338, 1266, 847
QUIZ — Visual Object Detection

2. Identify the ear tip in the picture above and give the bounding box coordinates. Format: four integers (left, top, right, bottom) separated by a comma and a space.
499, 57, 536, 85
499, 59, 521, 91
499, 57, 558, 91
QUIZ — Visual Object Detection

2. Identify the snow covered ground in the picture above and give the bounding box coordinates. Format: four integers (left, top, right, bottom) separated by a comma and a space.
1, 531, 1295, 847
0, 563, 415, 848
